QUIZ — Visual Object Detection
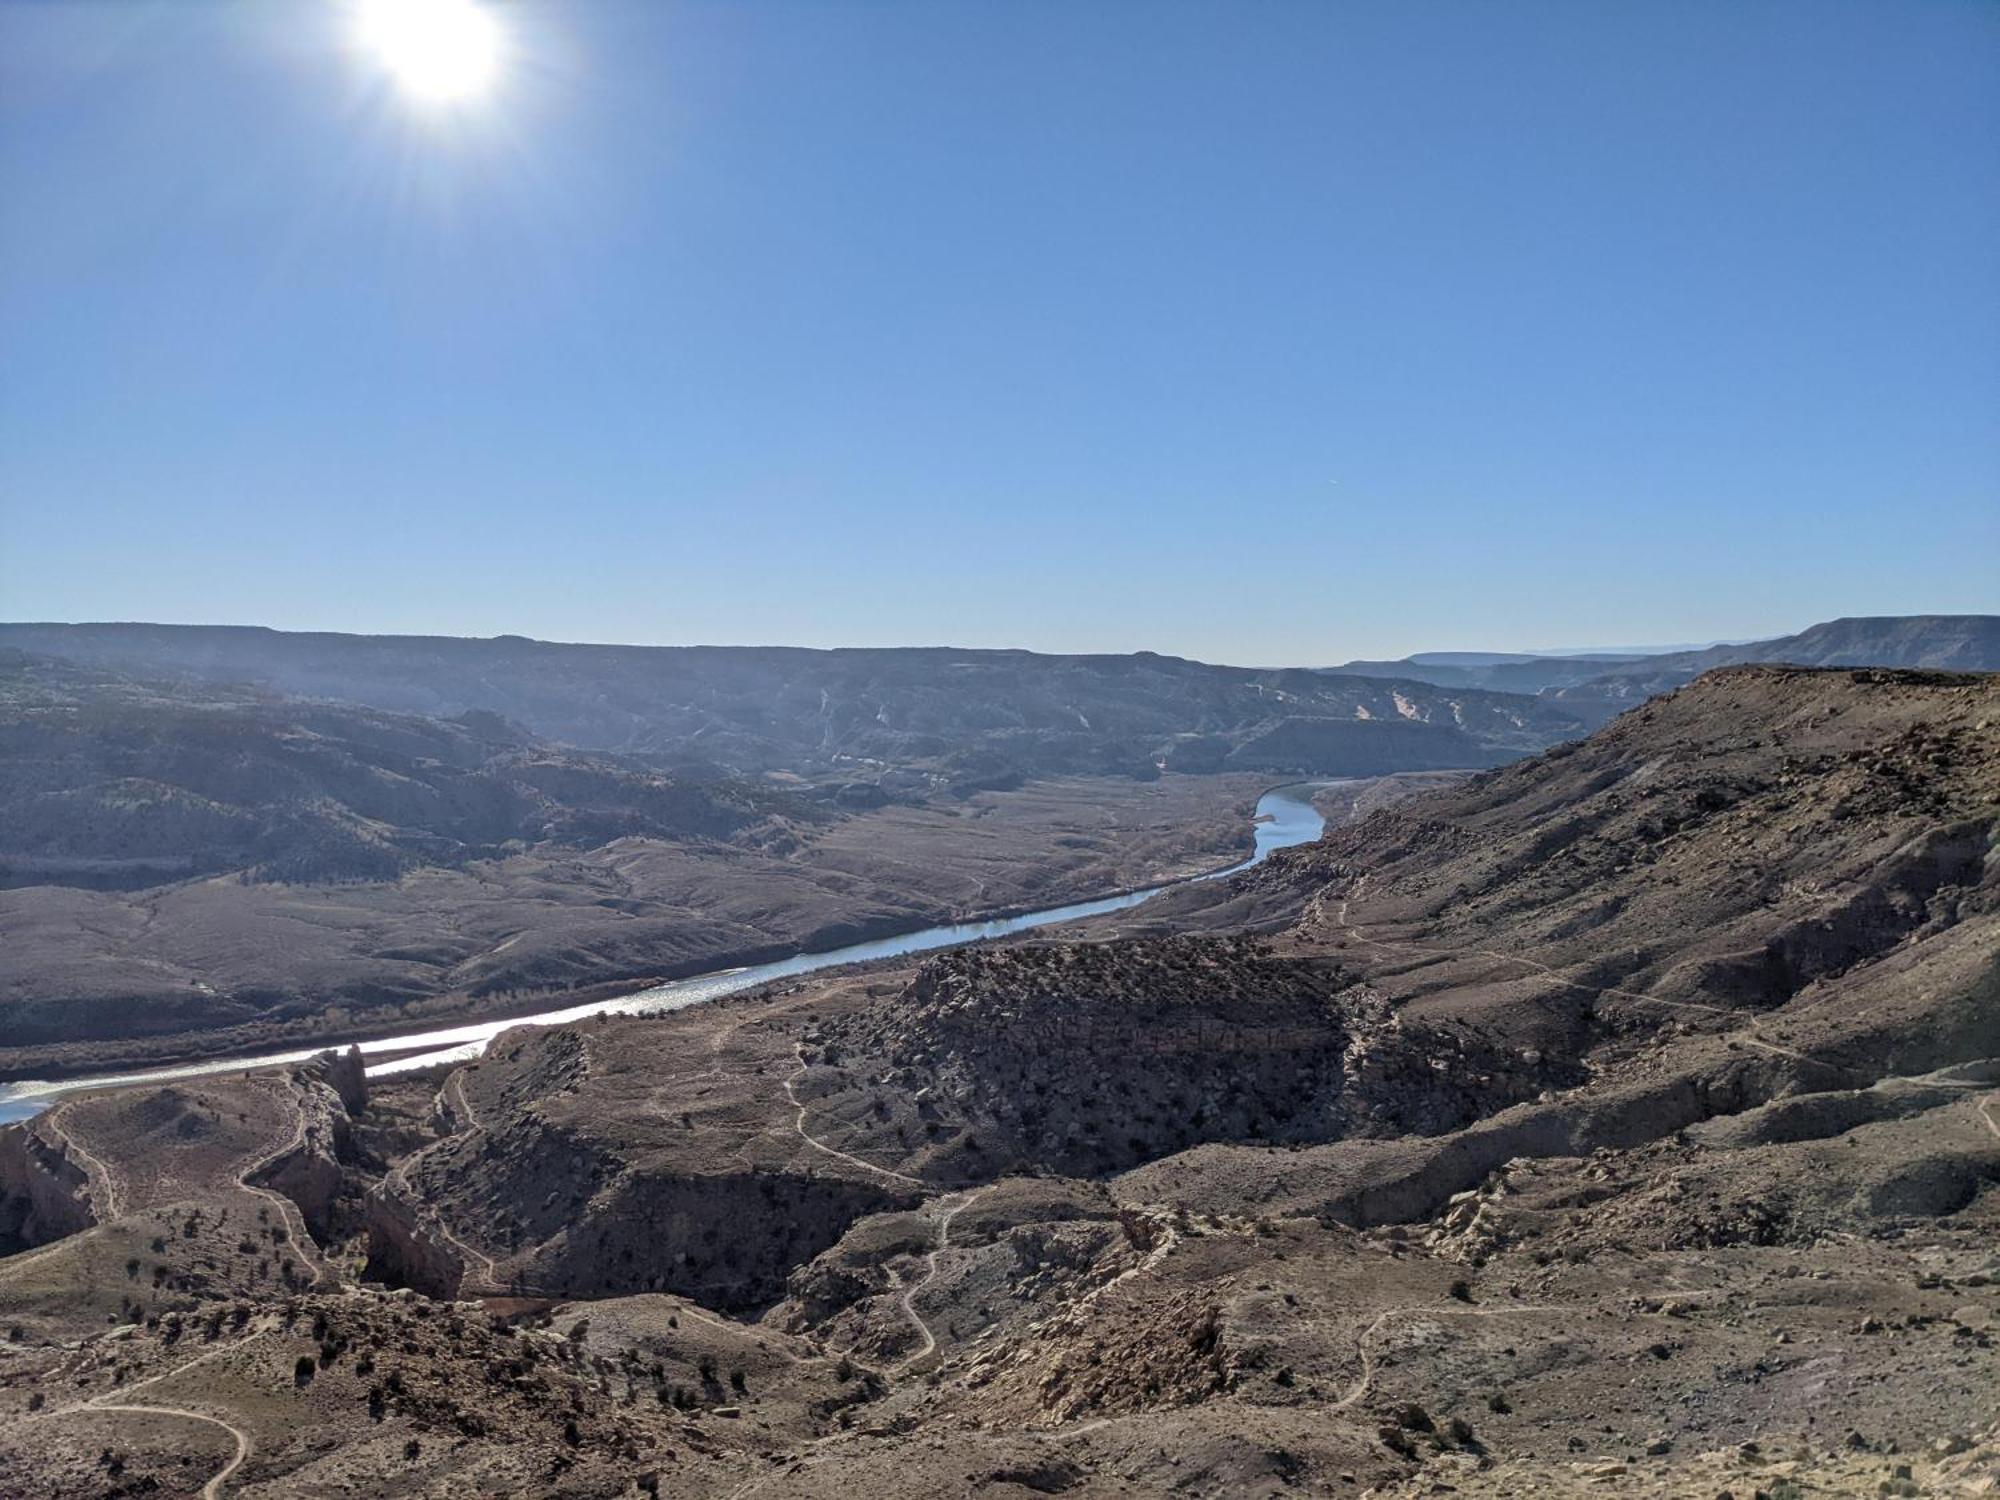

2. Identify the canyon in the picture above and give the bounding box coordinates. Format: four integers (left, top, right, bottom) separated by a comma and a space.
0, 662, 1994, 1496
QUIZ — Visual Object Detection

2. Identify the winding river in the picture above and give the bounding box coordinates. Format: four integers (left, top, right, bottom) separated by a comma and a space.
0, 782, 1335, 1123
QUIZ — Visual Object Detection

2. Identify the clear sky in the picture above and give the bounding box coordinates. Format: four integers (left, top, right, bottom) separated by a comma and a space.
2, 0, 1994, 664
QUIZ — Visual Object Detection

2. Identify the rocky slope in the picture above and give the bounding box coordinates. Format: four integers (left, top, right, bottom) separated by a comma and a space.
805, 937, 1577, 1180
2, 664, 1996, 1497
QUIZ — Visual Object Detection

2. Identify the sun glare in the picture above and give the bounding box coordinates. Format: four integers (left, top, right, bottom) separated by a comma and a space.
355, 0, 505, 105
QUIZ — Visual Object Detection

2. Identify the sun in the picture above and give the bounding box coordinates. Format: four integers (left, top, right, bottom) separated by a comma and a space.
354, 0, 506, 105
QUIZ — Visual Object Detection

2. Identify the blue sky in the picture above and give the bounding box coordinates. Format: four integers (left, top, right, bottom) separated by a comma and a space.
2, 0, 1994, 664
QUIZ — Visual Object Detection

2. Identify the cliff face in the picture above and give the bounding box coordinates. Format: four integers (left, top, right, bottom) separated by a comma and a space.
248, 1066, 358, 1240
361, 1185, 472, 1301
299, 1046, 369, 1115
0, 1116, 95, 1253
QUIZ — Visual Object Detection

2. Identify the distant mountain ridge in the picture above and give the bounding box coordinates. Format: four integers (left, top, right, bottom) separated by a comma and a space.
1598, 614, 2000, 675
0, 651, 803, 890
1326, 614, 2000, 722
0, 622, 1583, 781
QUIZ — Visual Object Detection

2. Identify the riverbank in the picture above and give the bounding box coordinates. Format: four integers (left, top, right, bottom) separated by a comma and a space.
0, 782, 1335, 1117
1, 773, 1276, 1062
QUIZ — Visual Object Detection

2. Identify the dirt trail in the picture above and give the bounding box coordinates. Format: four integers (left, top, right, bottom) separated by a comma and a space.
444, 1069, 476, 1130
3, 1083, 329, 1287
239, 1079, 331, 1287
658, 1300, 825, 1366
7, 1328, 276, 1500
46, 1103, 123, 1221
784, 1045, 926, 1191
427, 1081, 515, 1294
889, 1189, 984, 1373
427, 1202, 510, 1295
85, 1404, 250, 1499
372, 1066, 516, 1297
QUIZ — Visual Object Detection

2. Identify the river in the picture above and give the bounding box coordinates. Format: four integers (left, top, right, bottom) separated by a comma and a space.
0, 782, 1335, 1123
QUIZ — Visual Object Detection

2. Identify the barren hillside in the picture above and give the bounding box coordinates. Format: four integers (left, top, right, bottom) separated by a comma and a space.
0, 624, 1582, 775
2, 666, 1995, 1497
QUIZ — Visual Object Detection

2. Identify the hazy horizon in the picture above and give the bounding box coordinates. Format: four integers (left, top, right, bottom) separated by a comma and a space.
4, 0, 1996, 660
0, 612, 1974, 672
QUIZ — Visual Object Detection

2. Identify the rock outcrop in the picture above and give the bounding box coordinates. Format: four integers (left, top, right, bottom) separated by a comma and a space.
0, 1116, 95, 1252
249, 1069, 358, 1239
298, 1045, 369, 1115
810, 936, 1575, 1179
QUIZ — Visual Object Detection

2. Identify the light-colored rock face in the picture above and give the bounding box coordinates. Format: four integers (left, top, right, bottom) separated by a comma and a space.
361, 1182, 472, 1301
251, 1073, 353, 1239
300, 1046, 369, 1115
0, 1118, 95, 1252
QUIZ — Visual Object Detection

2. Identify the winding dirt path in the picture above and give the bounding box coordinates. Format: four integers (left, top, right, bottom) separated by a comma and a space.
784, 1045, 926, 1191
414, 1071, 507, 1290
9, 1328, 276, 1499
46, 1102, 124, 1220
239, 1079, 331, 1287
85, 1404, 250, 1499
423, 1196, 510, 1295
4, 1082, 328, 1286
371, 1065, 518, 1297
889, 1189, 984, 1373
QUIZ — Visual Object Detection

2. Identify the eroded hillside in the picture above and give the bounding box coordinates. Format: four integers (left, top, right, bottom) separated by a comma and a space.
0, 625, 1582, 775
0, 651, 1288, 1071
2, 666, 1996, 1497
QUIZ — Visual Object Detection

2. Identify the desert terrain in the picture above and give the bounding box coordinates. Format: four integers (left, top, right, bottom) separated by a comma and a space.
1, 636, 1575, 1078
1, 664, 1994, 1496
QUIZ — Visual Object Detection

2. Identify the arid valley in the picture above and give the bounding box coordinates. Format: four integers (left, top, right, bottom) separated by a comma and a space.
0, 620, 1996, 1498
